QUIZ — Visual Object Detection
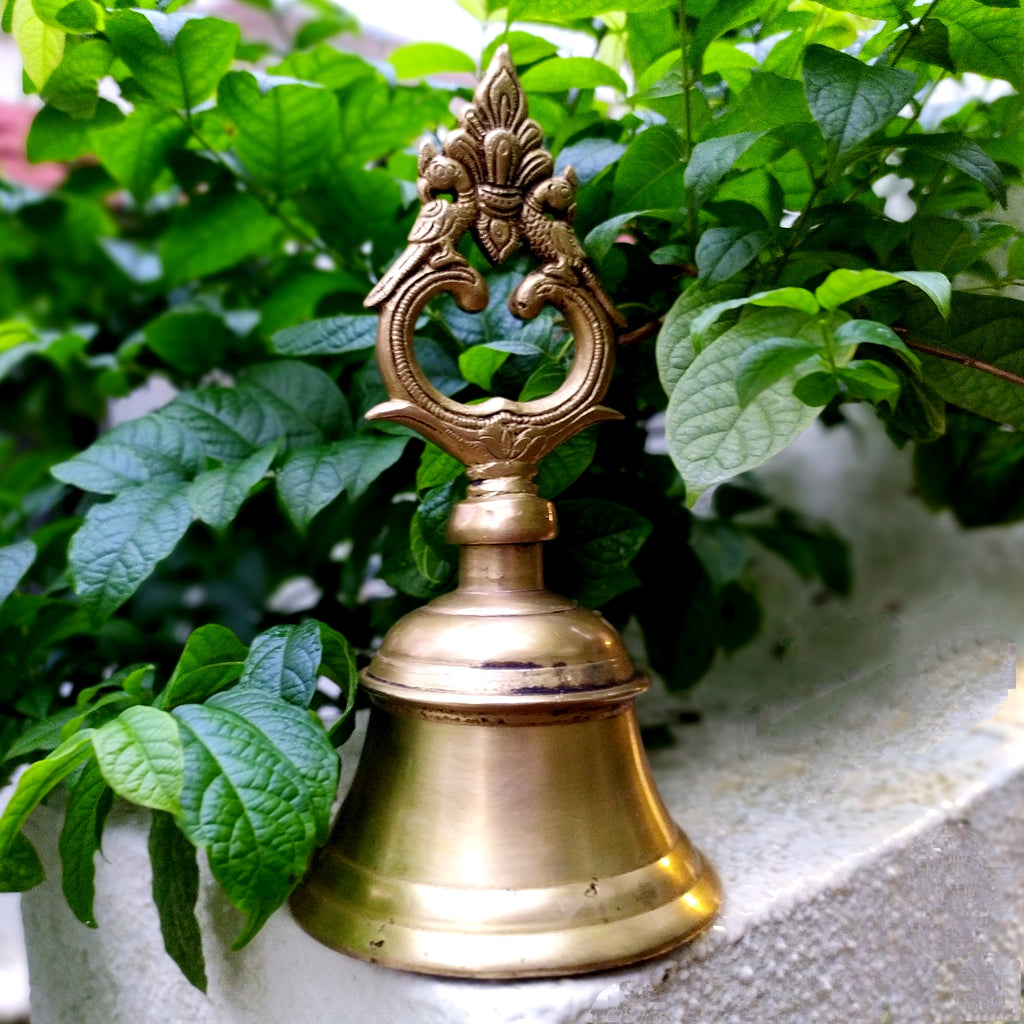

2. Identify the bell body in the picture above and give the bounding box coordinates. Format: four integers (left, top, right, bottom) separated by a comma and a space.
290, 490, 721, 978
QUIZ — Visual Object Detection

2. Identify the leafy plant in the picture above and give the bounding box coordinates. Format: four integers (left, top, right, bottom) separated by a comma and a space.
1, 0, 1021, 989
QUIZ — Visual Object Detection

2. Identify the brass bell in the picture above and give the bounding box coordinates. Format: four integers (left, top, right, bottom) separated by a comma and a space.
289, 47, 721, 978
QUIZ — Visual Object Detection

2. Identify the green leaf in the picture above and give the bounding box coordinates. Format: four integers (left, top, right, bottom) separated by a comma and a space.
270, 314, 378, 357
521, 56, 626, 93
26, 100, 123, 163
688, 286, 820, 344
0, 540, 36, 605
315, 164, 405, 255
802, 43, 917, 161
11, 0, 65, 91
437, 272, 529, 348
242, 361, 349, 447
1007, 237, 1024, 281
936, 0, 1024, 89
208, 689, 339, 843
518, 360, 566, 401
0, 833, 44, 893
814, 0, 903, 15
336, 76, 452, 166
40, 36, 112, 118
684, 131, 764, 202
161, 388, 280, 462
689, 0, 765, 64
409, 506, 454, 586
317, 621, 359, 737
666, 310, 823, 503
5, 707, 84, 762
188, 442, 279, 531
713, 71, 813, 137
814, 268, 951, 317
276, 435, 408, 529
914, 413, 1024, 526
160, 191, 282, 288
735, 336, 823, 406
58, 758, 113, 927
688, 517, 752, 587
510, 0, 675, 14
389, 41, 475, 78
157, 624, 249, 710
68, 480, 194, 618
165, 363, 346, 460
416, 443, 464, 491
833, 318, 919, 367
482, 31, 558, 69
583, 210, 645, 262
549, 499, 651, 608
905, 293, 1024, 429
0, 731, 95, 870
883, 373, 946, 444
173, 702, 317, 947
269, 45, 374, 90
218, 71, 338, 195
259, 269, 366, 336
458, 346, 509, 390
695, 227, 770, 286
91, 101, 186, 203
898, 134, 1007, 206
139, 309, 244, 377
656, 281, 748, 393
30, 0, 71, 30
793, 370, 841, 406
149, 811, 207, 992
291, 17, 351, 48
105, 10, 239, 110
535, 429, 596, 498
239, 621, 322, 708
93, 705, 184, 814
612, 125, 686, 215
55, 0, 104, 31
52, 414, 202, 495
838, 359, 901, 404
554, 137, 626, 186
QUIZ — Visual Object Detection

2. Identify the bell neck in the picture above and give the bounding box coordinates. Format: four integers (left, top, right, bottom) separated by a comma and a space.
445, 465, 556, 594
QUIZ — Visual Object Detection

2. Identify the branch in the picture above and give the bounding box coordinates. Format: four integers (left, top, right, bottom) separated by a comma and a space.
618, 319, 662, 346
903, 336, 1024, 388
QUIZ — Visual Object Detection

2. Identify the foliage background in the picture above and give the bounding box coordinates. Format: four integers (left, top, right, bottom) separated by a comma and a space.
0, 0, 1022, 988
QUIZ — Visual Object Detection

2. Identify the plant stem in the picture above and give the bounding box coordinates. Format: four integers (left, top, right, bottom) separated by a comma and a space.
618, 320, 662, 346
902, 337, 1024, 388
680, 0, 699, 245
890, 0, 944, 68
679, 0, 693, 163
770, 179, 825, 284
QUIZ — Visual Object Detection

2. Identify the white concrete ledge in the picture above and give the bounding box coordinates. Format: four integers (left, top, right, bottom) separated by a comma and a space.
18, 678, 1024, 1024
15, 410, 1024, 1023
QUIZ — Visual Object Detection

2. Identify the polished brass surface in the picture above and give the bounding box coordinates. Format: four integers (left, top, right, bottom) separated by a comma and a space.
290, 46, 721, 977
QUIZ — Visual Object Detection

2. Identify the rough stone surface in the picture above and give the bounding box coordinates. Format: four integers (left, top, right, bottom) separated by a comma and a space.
17, 409, 1024, 1023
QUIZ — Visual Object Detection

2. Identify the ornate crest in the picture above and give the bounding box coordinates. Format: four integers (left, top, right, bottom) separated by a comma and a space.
364, 46, 627, 471
444, 50, 553, 262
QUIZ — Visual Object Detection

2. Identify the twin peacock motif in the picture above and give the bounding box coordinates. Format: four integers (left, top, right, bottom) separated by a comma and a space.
364, 45, 625, 470
366, 46, 623, 326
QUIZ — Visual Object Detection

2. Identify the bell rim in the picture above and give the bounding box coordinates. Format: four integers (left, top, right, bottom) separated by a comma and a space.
290, 847, 722, 979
